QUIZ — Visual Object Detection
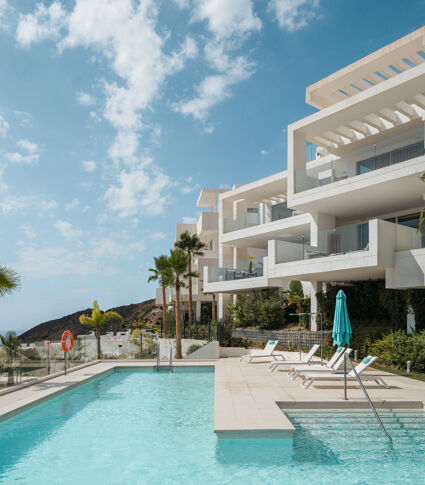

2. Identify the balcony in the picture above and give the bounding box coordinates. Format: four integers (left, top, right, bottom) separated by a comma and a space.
197, 211, 218, 235
224, 202, 296, 234
296, 140, 424, 193
275, 222, 369, 263
209, 258, 264, 282
268, 219, 422, 282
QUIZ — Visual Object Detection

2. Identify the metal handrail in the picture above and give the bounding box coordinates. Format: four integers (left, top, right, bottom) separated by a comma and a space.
344, 353, 391, 440
169, 346, 173, 371
156, 341, 160, 370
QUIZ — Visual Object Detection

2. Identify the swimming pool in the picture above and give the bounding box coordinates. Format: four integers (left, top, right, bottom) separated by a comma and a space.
1, 368, 425, 484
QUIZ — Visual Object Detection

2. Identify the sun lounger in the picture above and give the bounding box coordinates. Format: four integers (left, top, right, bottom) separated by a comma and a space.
268, 344, 321, 372
289, 347, 352, 380
240, 340, 284, 363
301, 356, 389, 389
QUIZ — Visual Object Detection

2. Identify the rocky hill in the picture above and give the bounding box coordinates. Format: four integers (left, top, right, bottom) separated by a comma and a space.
19, 299, 160, 343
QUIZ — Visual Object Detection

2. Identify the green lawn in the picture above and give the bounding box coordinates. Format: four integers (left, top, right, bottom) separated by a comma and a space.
371, 362, 425, 383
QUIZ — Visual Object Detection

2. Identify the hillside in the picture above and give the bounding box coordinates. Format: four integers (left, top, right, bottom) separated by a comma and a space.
19, 299, 159, 343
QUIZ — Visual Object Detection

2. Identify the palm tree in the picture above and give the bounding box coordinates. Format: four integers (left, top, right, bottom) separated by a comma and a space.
419, 173, 425, 234
168, 249, 198, 359
0, 266, 20, 297
79, 300, 123, 359
148, 255, 173, 336
0, 331, 20, 386
174, 231, 206, 324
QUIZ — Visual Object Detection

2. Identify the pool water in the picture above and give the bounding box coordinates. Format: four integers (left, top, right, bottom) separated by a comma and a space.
1, 368, 425, 484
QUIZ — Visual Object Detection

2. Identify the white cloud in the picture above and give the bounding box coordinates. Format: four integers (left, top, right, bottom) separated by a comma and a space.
20, 224, 36, 239
16, 1, 68, 47
174, 0, 260, 122
4, 152, 39, 165
104, 161, 172, 218
82, 160, 97, 172
182, 183, 200, 194
91, 237, 146, 258
173, 0, 191, 8
76, 91, 95, 106
55, 220, 83, 240
41, 199, 57, 210
56, 0, 197, 164
175, 54, 255, 120
260, 149, 269, 155
17, 138, 39, 153
0, 113, 9, 136
13, 246, 99, 278
0, 169, 29, 214
0, 196, 27, 214
268, 0, 321, 31
193, 0, 262, 41
65, 198, 79, 211
149, 232, 166, 240
182, 216, 197, 224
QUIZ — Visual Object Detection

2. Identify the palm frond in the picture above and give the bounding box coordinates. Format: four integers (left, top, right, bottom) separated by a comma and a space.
0, 266, 21, 297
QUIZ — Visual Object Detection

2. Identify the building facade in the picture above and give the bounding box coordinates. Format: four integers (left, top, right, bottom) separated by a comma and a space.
156, 188, 227, 320
203, 27, 425, 330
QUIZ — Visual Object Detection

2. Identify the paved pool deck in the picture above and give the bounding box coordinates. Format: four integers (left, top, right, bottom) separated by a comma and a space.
1, 356, 425, 439
214, 355, 425, 438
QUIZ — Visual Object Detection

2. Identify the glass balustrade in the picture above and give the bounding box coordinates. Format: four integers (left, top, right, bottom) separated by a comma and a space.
276, 222, 369, 264
224, 203, 296, 233
296, 140, 425, 193
210, 258, 264, 282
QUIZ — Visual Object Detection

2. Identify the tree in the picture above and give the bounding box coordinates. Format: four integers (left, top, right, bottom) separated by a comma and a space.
79, 301, 123, 359
168, 249, 198, 359
0, 331, 20, 386
419, 173, 425, 234
148, 255, 173, 336
174, 230, 206, 324
288, 280, 304, 313
0, 266, 20, 297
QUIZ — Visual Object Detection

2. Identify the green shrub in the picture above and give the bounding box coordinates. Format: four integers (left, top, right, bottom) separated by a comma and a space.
186, 344, 203, 355
289, 280, 303, 297
372, 329, 423, 371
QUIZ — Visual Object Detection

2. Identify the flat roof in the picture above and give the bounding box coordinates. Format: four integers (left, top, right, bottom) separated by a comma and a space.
197, 188, 229, 208
306, 26, 425, 110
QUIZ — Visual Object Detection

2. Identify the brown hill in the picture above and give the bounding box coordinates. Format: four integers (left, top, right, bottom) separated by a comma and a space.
19, 299, 160, 343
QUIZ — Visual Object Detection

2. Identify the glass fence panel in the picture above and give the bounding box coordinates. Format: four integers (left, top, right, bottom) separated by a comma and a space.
210, 258, 264, 281
296, 140, 425, 193
224, 205, 296, 233
276, 223, 369, 263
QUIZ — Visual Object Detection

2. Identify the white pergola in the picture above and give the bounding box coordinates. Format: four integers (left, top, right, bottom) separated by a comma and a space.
297, 26, 425, 156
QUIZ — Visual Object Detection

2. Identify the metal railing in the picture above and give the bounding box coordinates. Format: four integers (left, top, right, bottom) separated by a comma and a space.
344, 352, 391, 440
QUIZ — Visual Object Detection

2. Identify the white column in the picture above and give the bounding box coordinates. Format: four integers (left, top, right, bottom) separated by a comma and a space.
302, 281, 324, 331
287, 129, 306, 200
407, 305, 415, 335
195, 301, 201, 321
218, 293, 232, 320
310, 212, 336, 249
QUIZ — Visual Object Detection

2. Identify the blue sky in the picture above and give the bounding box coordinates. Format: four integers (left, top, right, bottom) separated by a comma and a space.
1, 0, 425, 332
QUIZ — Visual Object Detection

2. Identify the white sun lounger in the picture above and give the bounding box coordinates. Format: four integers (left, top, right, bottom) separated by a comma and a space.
289, 347, 352, 380
268, 344, 321, 372
301, 356, 389, 389
240, 340, 284, 363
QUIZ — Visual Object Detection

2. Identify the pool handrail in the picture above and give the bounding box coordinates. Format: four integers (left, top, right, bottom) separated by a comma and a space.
344, 352, 391, 440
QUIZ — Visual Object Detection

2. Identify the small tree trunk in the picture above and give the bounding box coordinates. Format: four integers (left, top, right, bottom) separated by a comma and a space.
212, 293, 216, 321
175, 282, 182, 359
96, 325, 101, 359
162, 285, 168, 336
188, 259, 193, 324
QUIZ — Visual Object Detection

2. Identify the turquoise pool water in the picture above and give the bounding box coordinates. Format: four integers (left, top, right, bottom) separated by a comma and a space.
1, 368, 425, 484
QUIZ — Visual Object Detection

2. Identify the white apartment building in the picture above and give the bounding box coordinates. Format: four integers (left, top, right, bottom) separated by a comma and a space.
156, 188, 227, 320
203, 26, 425, 330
